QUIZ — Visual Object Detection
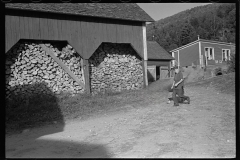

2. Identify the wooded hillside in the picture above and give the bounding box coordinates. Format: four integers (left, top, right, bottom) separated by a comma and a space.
147, 3, 236, 51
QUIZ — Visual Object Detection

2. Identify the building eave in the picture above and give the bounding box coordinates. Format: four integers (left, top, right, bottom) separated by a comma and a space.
170, 39, 235, 53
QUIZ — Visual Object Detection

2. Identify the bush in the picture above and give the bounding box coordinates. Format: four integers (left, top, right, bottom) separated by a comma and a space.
227, 54, 235, 73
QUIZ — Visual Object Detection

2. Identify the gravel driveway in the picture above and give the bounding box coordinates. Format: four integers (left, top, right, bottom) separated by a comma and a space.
5, 85, 235, 158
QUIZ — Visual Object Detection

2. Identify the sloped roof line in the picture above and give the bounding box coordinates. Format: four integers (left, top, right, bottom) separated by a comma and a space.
200, 39, 235, 45
170, 40, 199, 52
170, 39, 235, 52
147, 41, 174, 60
5, 3, 154, 22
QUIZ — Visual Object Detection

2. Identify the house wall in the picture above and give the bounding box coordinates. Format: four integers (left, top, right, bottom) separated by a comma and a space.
171, 40, 235, 68
200, 42, 233, 62
5, 9, 144, 60
173, 43, 199, 67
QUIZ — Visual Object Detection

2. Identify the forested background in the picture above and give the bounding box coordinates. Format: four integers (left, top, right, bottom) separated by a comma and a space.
146, 3, 236, 52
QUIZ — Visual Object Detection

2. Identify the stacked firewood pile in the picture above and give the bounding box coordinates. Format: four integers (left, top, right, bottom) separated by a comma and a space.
89, 43, 143, 94
5, 41, 84, 99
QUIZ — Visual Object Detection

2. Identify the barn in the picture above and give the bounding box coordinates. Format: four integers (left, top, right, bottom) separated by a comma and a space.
146, 41, 174, 82
5, 3, 154, 97
170, 37, 235, 69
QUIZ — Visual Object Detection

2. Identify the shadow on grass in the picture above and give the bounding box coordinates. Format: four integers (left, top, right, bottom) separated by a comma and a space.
5, 81, 111, 158
6, 82, 65, 135
5, 83, 112, 158
6, 114, 111, 158
6, 137, 112, 158
5, 40, 65, 135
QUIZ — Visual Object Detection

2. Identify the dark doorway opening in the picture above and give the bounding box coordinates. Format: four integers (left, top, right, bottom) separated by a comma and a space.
156, 66, 160, 80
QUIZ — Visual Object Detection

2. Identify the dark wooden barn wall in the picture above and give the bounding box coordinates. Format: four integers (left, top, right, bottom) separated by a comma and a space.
5, 9, 144, 60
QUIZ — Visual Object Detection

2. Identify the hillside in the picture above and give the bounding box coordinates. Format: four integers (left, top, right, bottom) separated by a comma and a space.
147, 3, 236, 51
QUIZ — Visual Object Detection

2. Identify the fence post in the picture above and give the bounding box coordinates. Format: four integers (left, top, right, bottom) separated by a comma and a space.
83, 59, 91, 94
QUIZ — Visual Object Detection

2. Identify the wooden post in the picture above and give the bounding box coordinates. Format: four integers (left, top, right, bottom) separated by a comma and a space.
83, 59, 90, 94
154, 66, 156, 81
159, 66, 162, 80
159, 66, 161, 79
80, 58, 85, 85
168, 62, 171, 78
142, 60, 148, 87
198, 39, 202, 67
142, 22, 148, 87
172, 52, 175, 67
177, 50, 180, 69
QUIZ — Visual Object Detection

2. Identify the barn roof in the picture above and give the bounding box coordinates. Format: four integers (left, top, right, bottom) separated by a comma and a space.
147, 41, 174, 60
5, 3, 154, 22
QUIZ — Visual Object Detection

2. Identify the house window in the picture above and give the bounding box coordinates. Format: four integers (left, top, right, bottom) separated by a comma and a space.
222, 49, 231, 61
204, 47, 215, 60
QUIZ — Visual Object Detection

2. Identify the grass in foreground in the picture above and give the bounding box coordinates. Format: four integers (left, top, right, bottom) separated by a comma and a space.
6, 72, 235, 135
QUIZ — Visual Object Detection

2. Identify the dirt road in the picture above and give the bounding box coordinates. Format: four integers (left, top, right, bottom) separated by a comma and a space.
5, 86, 235, 158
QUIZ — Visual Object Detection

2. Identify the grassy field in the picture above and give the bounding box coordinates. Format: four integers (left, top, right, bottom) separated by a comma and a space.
5, 72, 235, 135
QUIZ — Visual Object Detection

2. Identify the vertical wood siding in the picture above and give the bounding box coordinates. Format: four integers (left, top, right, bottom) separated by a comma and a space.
5, 10, 144, 60
5, 15, 20, 51
23, 16, 30, 39
40, 17, 48, 39
5, 14, 10, 51
31, 15, 40, 39
106, 23, 117, 43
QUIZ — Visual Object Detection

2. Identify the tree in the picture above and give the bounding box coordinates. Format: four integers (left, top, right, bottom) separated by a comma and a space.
179, 22, 195, 45
190, 17, 199, 28
168, 43, 178, 51
196, 26, 209, 39
146, 3, 236, 51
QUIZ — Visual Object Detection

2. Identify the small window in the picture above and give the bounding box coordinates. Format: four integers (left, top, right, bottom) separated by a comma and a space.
222, 49, 231, 61
205, 47, 215, 60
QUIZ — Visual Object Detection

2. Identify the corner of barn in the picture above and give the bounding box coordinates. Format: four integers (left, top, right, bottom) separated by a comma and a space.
5, 3, 154, 98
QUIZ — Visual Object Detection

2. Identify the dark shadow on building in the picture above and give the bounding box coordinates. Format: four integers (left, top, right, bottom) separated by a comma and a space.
147, 70, 155, 83
6, 82, 65, 135
5, 40, 65, 135
6, 41, 112, 158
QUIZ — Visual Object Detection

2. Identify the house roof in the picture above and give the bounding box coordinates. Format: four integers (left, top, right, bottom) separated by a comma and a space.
147, 41, 174, 60
5, 3, 154, 22
170, 39, 235, 52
